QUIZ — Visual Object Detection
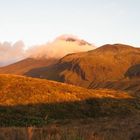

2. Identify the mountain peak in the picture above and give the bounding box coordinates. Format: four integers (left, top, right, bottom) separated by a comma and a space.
95, 43, 136, 53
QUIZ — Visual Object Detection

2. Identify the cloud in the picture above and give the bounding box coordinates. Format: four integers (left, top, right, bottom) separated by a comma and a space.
0, 35, 95, 66
0, 41, 25, 66
27, 35, 95, 59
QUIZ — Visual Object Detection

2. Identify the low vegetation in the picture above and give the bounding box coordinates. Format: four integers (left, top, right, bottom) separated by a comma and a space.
1, 116, 140, 140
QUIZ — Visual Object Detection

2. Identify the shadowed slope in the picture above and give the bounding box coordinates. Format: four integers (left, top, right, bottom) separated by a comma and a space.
125, 64, 140, 78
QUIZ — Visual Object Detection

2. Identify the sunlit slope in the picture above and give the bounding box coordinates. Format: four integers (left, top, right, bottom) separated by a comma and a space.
0, 74, 131, 105
0, 74, 139, 126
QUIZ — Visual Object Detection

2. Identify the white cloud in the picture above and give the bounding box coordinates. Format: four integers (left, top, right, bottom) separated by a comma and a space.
27, 35, 95, 59
0, 41, 25, 66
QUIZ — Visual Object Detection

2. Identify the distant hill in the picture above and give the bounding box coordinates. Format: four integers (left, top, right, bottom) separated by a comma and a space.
0, 74, 138, 126
0, 58, 57, 75
23, 44, 140, 87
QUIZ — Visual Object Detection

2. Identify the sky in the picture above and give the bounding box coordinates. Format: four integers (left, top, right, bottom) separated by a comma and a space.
0, 0, 140, 47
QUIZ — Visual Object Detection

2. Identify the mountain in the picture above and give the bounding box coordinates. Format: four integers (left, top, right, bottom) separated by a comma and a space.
0, 74, 138, 127
1, 43, 140, 89
0, 58, 57, 75
24, 44, 140, 88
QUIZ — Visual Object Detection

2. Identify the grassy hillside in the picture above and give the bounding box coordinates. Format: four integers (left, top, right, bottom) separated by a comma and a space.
0, 74, 132, 105
0, 74, 140, 126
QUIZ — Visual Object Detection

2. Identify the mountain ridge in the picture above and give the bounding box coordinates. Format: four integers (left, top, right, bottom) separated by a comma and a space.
1, 43, 140, 89
33, 43, 140, 87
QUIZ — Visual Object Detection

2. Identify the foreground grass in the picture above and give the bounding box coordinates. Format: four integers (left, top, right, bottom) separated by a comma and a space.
1, 115, 140, 140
